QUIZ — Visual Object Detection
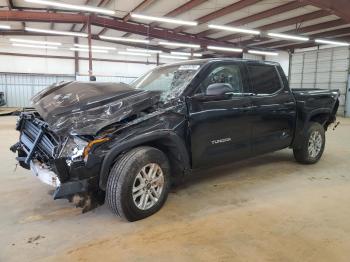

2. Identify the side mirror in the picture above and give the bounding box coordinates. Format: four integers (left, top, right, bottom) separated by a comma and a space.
192, 83, 234, 102
206, 83, 233, 96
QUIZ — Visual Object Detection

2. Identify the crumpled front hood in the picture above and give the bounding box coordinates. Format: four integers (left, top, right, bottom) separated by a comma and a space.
31, 81, 161, 136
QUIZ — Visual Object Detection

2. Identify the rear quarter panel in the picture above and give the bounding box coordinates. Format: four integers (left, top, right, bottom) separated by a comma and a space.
292, 88, 340, 147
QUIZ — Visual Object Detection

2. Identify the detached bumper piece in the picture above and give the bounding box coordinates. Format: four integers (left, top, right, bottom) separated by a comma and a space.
53, 178, 93, 199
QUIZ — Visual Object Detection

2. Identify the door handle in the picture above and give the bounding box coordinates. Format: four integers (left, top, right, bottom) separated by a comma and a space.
242, 93, 255, 97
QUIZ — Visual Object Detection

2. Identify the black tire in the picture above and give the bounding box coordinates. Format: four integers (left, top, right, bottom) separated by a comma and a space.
293, 122, 325, 164
106, 146, 170, 221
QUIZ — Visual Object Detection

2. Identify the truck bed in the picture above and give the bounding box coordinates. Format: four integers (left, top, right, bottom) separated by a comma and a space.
291, 88, 340, 148
292, 88, 340, 116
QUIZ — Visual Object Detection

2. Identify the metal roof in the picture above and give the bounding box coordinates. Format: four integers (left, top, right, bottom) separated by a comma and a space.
0, 0, 349, 53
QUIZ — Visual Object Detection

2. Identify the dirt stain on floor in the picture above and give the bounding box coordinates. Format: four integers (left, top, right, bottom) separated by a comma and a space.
19, 207, 81, 224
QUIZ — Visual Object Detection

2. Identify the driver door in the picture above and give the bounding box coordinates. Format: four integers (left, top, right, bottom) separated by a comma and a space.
187, 61, 253, 168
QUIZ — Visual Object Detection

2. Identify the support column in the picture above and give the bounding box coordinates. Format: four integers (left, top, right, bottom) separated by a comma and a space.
74, 37, 79, 77
87, 15, 93, 77
288, 51, 292, 82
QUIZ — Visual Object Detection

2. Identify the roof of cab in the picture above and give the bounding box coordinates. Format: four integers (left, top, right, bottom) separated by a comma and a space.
159, 57, 280, 67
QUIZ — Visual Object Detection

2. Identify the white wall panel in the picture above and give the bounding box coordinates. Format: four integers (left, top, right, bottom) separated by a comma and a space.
291, 64, 303, 74
243, 53, 263, 61
303, 63, 316, 73
290, 74, 302, 84
0, 55, 74, 75
331, 72, 348, 82
317, 61, 331, 72
316, 72, 330, 83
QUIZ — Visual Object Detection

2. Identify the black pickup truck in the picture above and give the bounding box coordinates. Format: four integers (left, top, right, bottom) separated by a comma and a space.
11, 58, 339, 221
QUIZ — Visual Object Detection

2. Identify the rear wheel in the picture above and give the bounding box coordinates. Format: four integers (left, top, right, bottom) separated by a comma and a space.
293, 122, 325, 164
106, 146, 170, 221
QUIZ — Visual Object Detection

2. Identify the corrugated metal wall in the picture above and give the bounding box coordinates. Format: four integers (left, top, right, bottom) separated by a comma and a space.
290, 47, 350, 116
0, 73, 75, 107
0, 73, 137, 107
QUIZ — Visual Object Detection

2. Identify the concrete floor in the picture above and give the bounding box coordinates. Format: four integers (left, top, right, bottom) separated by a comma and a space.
1, 115, 350, 262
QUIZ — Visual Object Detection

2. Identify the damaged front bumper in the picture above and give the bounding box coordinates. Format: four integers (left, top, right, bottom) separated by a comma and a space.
30, 160, 61, 187
11, 113, 103, 200
29, 160, 96, 200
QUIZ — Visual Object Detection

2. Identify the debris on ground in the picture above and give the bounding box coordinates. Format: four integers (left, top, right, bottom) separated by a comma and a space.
27, 235, 45, 245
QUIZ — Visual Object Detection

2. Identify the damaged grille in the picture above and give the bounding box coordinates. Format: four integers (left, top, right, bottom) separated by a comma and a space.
19, 115, 59, 164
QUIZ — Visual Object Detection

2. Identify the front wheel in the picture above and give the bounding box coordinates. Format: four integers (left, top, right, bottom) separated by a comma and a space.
293, 122, 325, 164
106, 146, 170, 221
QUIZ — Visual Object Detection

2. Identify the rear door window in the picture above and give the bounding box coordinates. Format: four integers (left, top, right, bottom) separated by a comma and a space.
247, 64, 282, 95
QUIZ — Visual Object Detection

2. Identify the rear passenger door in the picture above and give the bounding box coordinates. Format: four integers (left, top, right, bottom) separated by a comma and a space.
247, 62, 296, 155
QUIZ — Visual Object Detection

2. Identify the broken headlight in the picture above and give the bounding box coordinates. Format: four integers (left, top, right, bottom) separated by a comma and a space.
59, 136, 88, 162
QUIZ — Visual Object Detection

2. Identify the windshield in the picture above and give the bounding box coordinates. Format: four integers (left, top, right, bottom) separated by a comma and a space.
131, 62, 204, 100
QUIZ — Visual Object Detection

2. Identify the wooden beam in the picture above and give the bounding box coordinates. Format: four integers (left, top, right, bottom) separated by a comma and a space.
80, 24, 87, 33
243, 19, 347, 47
301, 0, 350, 23
100, 0, 157, 36
0, 29, 172, 52
0, 10, 87, 23
260, 10, 330, 31
94, 0, 112, 35
0, 30, 50, 36
174, 0, 262, 33
286, 19, 347, 34
165, 0, 207, 17
70, 0, 92, 32
91, 15, 241, 49
97, 27, 108, 36
196, 1, 308, 37
123, 0, 157, 22
218, 10, 330, 42
0, 10, 245, 50
150, 0, 207, 28
90, 35, 171, 52
121, 0, 161, 37
281, 35, 350, 50
256, 27, 350, 49
124, 0, 209, 38
97, 0, 111, 7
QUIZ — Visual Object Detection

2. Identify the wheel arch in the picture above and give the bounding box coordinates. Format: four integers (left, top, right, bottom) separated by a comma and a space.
307, 108, 331, 123
99, 131, 190, 190
292, 108, 331, 149
309, 112, 330, 127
